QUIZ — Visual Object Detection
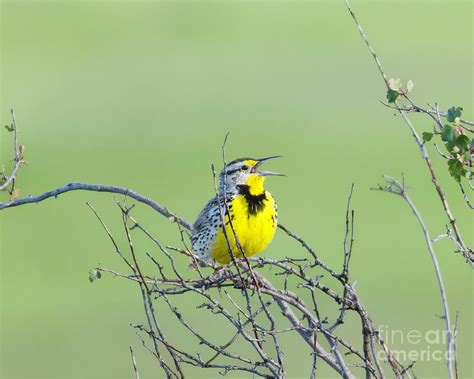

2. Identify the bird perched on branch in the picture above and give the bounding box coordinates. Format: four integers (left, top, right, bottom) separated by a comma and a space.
191, 157, 283, 264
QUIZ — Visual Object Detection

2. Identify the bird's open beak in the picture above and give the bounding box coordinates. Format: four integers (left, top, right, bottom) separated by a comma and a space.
251, 156, 285, 177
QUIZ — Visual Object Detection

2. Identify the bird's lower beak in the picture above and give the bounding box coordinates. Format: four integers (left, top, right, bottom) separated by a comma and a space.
251, 156, 285, 176
258, 170, 285, 177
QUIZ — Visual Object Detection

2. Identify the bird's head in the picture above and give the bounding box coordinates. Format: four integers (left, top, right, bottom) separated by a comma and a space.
219, 156, 283, 195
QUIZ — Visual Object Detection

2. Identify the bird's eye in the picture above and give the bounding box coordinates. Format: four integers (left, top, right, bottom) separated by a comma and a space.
241, 165, 249, 171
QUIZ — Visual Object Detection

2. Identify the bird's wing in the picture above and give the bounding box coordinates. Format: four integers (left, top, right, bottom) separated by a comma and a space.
192, 196, 219, 233
191, 195, 232, 260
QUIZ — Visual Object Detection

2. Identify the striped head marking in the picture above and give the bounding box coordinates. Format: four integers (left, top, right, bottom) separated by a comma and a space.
219, 156, 283, 194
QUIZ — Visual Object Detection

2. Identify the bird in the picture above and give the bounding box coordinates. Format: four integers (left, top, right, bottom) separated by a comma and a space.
191, 156, 283, 264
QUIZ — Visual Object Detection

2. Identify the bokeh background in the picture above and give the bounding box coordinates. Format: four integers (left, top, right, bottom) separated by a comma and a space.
1, 0, 472, 378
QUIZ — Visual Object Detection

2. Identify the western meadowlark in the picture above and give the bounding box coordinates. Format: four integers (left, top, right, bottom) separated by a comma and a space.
191, 156, 282, 264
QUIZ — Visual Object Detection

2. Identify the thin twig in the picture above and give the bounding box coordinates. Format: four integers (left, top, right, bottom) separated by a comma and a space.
0, 110, 24, 192
453, 311, 459, 379
129, 346, 140, 379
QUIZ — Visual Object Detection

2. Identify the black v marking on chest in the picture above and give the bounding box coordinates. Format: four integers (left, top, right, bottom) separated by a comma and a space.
237, 184, 267, 216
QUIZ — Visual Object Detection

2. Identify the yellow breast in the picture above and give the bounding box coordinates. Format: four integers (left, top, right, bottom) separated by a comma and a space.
211, 191, 277, 264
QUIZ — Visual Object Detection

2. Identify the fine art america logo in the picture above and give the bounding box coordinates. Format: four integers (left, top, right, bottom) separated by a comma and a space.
377, 325, 452, 362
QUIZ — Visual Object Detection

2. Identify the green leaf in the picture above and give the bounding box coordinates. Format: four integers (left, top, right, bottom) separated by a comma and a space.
441, 125, 455, 143
422, 132, 434, 142
446, 106, 463, 123
445, 141, 456, 153
89, 269, 102, 282
386, 89, 399, 103
447, 159, 466, 183
455, 135, 470, 153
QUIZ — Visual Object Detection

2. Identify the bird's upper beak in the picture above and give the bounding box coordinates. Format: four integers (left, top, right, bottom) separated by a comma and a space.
251, 156, 285, 177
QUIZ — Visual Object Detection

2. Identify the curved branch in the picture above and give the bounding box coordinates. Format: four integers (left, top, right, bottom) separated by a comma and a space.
372, 176, 454, 379
0, 182, 193, 231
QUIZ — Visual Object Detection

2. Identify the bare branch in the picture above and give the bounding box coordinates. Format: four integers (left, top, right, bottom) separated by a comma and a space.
372, 176, 454, 379
343, 0, 388, 88
129, 346, 140, 379
453, 311, 460, 379
0, 182, 192, 231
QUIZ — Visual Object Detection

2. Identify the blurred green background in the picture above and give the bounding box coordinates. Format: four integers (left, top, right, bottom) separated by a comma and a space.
1, 0, 472, 378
